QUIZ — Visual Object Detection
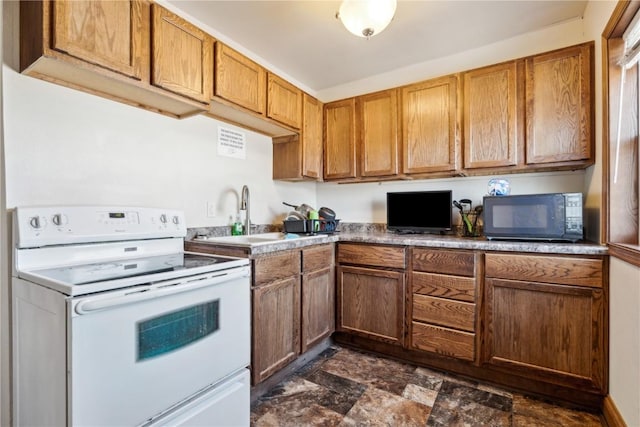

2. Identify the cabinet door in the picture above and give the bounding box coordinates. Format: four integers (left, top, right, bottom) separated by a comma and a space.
402, 75, 460, 174
324, 98, 357, 180
267, 73, 302, 129
151, 5, 213, 102
301, 266, 335, 353
526, 43, 593, 164
215, 43, 266, 114
252, 276, 300, 384
337, 265, 404, 346
358, 90, 399, 177
301, 94, 323, 179
463, 61, 521, 169
52, 0, 145, 80
484, 278, 605, 392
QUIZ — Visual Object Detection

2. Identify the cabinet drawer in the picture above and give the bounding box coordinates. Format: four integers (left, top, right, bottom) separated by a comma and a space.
413, 249, 475, 276
485, 254, 603, 288
412, 322, 475, 361
338, 244, 405, 269
254, 251, 300, 287
412, 272, 476, 302
302, 245, 334, 273
413, 294, 475, 332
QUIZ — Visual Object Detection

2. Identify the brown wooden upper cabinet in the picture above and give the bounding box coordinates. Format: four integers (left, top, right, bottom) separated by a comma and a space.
273, 93, 323, 181
324, 98, 357, 180
463, 61, 522, 170
324, 90, 399, 181
358, 89, 399, 177
214, 43, 266, 115
151, 5, 213, 103
525, 43, 593, 166
20, 0, 210, 118
48, 0, 146, 80
301, 94, 324, 180
267, 73, 302, 129
401, 75, 461, 174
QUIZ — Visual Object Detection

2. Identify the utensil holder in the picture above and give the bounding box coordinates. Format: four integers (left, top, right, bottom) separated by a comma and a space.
460, 212, 481, 237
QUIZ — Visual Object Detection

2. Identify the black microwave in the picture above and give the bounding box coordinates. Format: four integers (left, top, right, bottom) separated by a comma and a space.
483, 193, 583, 242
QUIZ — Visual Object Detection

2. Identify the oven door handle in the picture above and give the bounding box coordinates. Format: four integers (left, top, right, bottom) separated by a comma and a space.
74, 268, 249, 315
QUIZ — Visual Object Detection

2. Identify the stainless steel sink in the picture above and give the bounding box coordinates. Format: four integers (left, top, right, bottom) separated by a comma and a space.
193, 232, 322, 247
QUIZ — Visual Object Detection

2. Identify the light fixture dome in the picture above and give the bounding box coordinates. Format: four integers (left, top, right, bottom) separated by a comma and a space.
337, 0, 397, 39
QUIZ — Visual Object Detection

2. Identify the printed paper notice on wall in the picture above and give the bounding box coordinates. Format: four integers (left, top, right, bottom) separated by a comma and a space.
217, 127, 246, 159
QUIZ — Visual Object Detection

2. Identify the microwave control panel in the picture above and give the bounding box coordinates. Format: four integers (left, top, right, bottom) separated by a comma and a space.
564, 193, 583, 234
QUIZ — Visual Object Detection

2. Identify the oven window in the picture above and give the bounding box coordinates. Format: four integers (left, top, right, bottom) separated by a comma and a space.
137, 300, 220, 361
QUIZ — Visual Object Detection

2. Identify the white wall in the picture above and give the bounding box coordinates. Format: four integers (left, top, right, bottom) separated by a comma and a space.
0, 0, 6, 424
609, 257, 640, 426
317, 171, 586, 224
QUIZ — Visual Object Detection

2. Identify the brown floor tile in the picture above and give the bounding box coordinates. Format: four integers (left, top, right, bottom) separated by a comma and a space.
427, 380, 512, 427
251, 377, 344, 427
304, 369, 367, 414
340, 387, 431, 427
402, 383, 439, 407
512, 394, 602, 427
320, 348, 416, 395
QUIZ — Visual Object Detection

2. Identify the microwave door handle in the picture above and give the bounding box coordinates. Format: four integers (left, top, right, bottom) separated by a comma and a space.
74, 268, 248, 315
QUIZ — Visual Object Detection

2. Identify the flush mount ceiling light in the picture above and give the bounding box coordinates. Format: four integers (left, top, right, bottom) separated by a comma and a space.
337, 0, 397, 39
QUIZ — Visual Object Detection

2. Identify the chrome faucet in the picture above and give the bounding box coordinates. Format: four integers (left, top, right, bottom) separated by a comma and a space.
240, 185, 251, 235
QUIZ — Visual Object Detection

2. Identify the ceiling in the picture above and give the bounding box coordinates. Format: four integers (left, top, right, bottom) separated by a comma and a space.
166, 1, 588, 95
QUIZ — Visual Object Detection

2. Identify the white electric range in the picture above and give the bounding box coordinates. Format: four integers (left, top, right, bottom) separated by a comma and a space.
12, 205, 251, 426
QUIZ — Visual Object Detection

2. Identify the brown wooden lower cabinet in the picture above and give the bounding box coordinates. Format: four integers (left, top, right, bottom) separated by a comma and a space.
253, 244, 335, 384
301, 244, 335, 353
337, 265, 405, 346
252, 276, 300, 384
335, 246, 607, 408
409, 248, 480, 362
336, 243, 406, 346
484, 277, 606, 392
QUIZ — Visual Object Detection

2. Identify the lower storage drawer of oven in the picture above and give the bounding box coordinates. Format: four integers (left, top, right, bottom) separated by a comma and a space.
412, 322, 475, 362
144, 368, 250, 427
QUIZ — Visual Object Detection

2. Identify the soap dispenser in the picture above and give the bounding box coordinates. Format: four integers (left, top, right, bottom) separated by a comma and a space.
231, 213, 244, 236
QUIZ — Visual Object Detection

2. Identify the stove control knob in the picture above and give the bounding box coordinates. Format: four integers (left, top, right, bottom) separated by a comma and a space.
172, 216, 180, 225
159, 214, 168, 224
51, 213, 67, 226
29, 216, 42, 229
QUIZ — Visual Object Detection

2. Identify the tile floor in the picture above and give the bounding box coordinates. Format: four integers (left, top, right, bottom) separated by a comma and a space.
251, 345, 603, 426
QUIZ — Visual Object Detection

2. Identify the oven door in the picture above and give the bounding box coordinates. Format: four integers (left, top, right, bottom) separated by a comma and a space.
68, 266, 250, 426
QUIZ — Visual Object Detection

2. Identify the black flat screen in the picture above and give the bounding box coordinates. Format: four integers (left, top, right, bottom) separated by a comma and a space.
386, 190, 452, 233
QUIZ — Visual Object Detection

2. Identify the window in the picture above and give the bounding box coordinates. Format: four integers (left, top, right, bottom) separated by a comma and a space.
604, 1, 640, 267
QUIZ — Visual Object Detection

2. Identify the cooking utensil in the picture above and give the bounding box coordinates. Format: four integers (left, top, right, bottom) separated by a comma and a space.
318, 206, 336, 220
285, 211, 306, 221
453, 200, 473, 234
283, 202, 314, 218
